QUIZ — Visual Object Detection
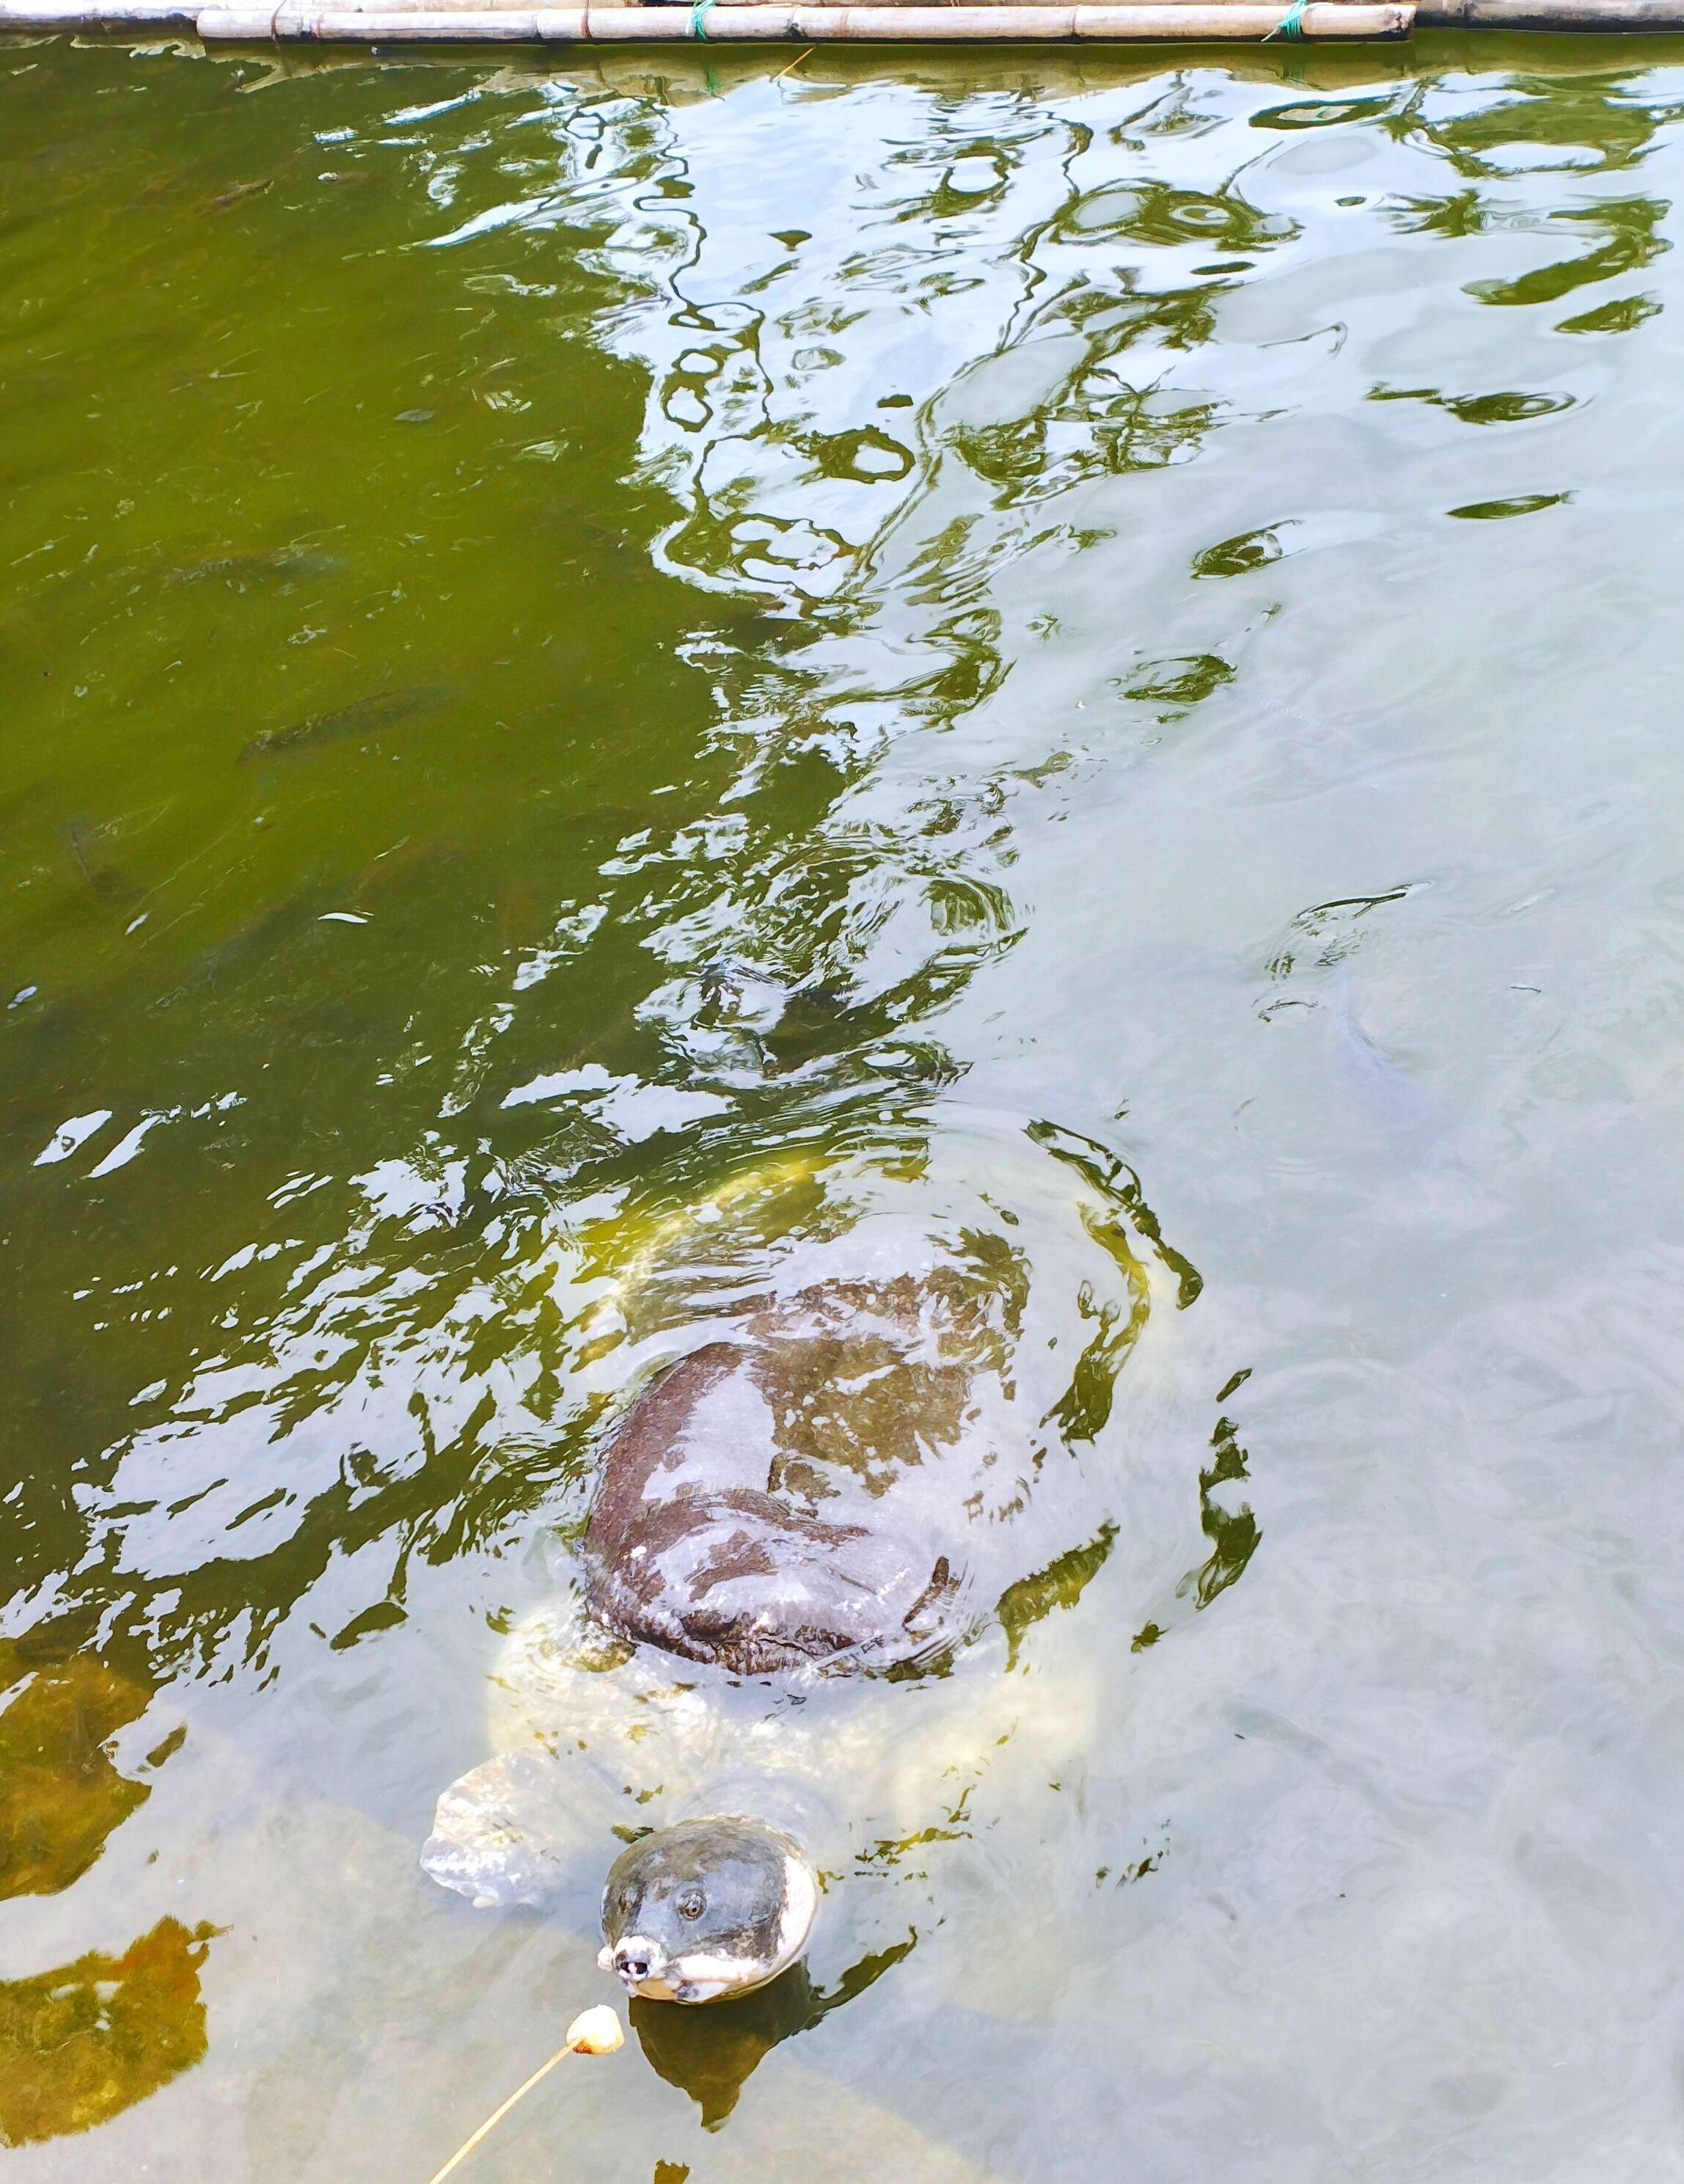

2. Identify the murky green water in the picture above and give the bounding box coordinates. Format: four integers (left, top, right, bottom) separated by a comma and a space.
6, 27, 1684, 2180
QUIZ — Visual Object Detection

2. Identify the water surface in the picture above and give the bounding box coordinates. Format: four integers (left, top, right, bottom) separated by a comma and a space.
5, 29, 1684, 2182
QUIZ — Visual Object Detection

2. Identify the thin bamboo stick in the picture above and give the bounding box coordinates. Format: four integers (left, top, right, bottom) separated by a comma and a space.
422, 2042, 576, 2184
422, 2009, 623, 2184
194, 1, 1413, 37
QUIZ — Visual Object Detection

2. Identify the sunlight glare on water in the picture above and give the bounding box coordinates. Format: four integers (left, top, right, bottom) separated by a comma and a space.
4, 30, 1684, 2182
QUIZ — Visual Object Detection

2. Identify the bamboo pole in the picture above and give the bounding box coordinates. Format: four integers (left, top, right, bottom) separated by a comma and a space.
681, 0, 1374, 6
12, 0, 1684, 40
0, 0, 200, 23
194, 0, 1413, 35
1416, 0, 1684, 18
694, 0, 1372, 7
709, 0, 1684, 10
0, 0, 1360, 19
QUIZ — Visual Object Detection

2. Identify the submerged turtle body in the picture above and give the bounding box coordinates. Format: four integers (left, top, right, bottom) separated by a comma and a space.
424, 1117, 1188, 2005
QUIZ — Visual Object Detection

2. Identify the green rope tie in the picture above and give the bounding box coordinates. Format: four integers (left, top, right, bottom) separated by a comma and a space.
1265, 0, 1307, 34
689, 0, 714, 35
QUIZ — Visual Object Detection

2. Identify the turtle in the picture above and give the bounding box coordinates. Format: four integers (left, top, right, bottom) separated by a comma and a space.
422, 1113, 1193, 2017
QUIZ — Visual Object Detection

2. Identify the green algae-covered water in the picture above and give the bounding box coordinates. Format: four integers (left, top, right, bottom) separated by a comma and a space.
7, 29, 1684, 2180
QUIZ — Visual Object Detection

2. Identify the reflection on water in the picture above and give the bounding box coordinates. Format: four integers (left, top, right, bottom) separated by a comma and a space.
4, 29, 1684, 2182
632, 1940, 911, 2127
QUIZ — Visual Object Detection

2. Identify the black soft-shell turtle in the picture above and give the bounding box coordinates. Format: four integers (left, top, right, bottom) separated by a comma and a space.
423, 1124, 1186, 2007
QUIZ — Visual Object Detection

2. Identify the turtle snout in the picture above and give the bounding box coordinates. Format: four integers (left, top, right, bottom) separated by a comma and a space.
609, 1937, 665, 1990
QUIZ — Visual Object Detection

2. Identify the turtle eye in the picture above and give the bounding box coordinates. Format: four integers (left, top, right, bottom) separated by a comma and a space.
676, 1888, 705, 1921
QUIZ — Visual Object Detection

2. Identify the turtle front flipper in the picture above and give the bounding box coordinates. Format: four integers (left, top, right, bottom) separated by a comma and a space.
422, 1747, 602, 1913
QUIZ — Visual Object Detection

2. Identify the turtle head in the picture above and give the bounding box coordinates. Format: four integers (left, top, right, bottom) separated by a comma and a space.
598, 1816, 818, 2005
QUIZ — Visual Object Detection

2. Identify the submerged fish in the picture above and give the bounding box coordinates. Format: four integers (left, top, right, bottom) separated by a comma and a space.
1325, 960, 1454, 1158
237, 686, 447, 767
166, 549, 343, 591
153, 841, 455, 1010
206, 178, 273, 213
152, 885, 329, 1009
59, 819, 145, 918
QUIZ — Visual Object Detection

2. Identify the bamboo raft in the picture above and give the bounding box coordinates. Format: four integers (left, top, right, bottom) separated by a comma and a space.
4, 0, 1683, 45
